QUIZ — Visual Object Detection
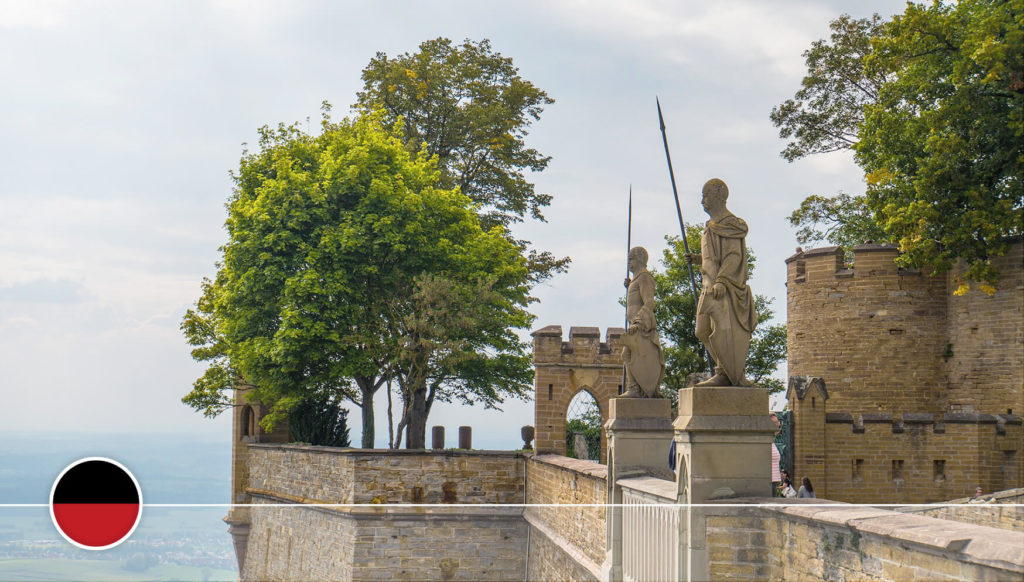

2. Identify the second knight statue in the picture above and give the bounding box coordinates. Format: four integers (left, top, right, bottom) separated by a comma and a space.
621, 246, 666, 397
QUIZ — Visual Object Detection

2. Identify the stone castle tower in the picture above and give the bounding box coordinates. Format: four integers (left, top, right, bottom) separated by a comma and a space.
785, 241, 1023, 502
224, 387, 290, 570
531, 325, 625, 462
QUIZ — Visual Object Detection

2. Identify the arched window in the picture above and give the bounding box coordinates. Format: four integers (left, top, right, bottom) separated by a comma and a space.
241, 406, 255, 439
565, 391, 601, 461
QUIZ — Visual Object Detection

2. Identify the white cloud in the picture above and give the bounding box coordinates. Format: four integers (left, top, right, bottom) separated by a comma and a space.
543, 0, 833, 76
0, 0, 72, 29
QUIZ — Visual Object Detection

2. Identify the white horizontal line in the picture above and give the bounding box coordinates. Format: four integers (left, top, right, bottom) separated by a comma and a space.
1, 503, 1019, 508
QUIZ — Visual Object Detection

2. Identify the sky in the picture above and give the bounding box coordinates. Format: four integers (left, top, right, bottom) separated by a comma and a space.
0, 0, 911, 448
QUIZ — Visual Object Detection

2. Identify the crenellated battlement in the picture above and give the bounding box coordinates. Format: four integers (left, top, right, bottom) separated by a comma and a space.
531, 325, 625, 366
785, 243, 924, 285
822, 411, 1022, 435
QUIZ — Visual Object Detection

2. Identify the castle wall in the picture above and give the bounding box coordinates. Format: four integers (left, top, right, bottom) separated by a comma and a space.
786, 244, 949, 413
239, 447, 529, 582
245, 445, 524, 504
524, 454, 607, 581
900, 488, 1024, 533
705, 501, 1024, 581
821, 413, 1022, 503
786, 241, 1024, 503
532, 326, 623, 461
944, 242, 1024, 415
241, 499, 357, 582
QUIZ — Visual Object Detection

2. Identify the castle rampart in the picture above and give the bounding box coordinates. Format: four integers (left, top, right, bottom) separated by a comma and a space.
787, 239, 1023, 503
532, 325, 624, 461
786, 244, 949, 413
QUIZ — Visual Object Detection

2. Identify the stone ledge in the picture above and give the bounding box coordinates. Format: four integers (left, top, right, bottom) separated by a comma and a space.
247, 489, 525, 521
529, 454, 607, 480
618, 475, 676, 501
246, 443, 523, 458
710, 499, 1024, 574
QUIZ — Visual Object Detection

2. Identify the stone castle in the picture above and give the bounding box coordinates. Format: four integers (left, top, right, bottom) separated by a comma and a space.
786, 241, 1023, 503
220, 241, 1023, 581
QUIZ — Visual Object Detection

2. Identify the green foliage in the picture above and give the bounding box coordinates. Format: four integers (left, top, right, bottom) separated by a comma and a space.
181, 109, 535, 447
776, 2, 1023, 286
856, 0, 1023, 286
653, 228, 787, 397
288, 394, 351, 447
770, 14, 887, 162
787, 192, 887, 253
355, 37, 569, 283
565, 399, 602, 461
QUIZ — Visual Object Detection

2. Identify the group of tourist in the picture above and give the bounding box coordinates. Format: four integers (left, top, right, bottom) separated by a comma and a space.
778, 470, 815, 499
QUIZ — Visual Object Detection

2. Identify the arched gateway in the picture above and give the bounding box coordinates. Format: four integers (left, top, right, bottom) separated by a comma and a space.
531, 325, 623, 463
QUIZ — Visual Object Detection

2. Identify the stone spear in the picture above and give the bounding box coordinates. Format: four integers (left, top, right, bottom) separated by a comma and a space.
657, 97, 714, 374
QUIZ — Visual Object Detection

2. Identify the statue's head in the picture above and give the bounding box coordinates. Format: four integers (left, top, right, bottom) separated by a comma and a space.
628, 246, 648, 272
701, 178, 729, 212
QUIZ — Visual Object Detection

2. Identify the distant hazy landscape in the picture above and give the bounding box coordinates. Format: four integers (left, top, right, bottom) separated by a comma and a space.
0, 432, 237, 581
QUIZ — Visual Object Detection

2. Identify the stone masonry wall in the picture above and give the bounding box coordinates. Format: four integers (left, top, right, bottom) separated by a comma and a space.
786, 244, 949, 413
240, 447, 528, 582
532, 326, 623, 461
901, 488, 1024, 533
821, 414, 1022, 503
944, 241, 1024, 415
787, 240, 1024, 504
524, 454, 607, 581
705, 500, 1024, 581
245, 445, 523, 504
241, 498, 356, 582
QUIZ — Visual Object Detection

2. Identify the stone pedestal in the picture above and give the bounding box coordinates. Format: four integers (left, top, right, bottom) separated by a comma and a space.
674, 386, 776, 581
603, 397, 674, 581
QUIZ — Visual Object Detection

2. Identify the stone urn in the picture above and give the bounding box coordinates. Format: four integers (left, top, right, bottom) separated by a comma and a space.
521, 425, 535, 451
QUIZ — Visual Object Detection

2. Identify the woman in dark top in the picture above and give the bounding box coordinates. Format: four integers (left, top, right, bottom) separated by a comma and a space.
797, 476, 815, 498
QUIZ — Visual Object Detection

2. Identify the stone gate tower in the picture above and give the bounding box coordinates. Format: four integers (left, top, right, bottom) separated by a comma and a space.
531, 325, 624, 462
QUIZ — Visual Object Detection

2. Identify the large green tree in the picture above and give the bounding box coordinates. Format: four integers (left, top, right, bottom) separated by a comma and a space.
857, 0, 1023, 287
355, 37, 568, 282
181, 111, 534, 448
653, 228, 787, 396
774, 2, 1023, 286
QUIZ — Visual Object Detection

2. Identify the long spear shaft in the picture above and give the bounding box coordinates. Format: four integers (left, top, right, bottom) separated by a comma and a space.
657, 97, 714, 374
621, 186, 632, 395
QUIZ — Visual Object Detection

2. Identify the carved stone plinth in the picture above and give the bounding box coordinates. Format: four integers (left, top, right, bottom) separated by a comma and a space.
604, 397, 674, 581
674, 386, 775, 501
674, 386, 776, 581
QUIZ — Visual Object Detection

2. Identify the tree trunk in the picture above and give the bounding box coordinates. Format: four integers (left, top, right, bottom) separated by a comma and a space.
355, 376, 378, 448
405, 388, 428, 449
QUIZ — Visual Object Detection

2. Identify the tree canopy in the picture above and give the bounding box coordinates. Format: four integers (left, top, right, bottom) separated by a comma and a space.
773, 1, 1023, 286
181, 110, 535, 448
653, 228, 787, 396
355, 37, 568, 282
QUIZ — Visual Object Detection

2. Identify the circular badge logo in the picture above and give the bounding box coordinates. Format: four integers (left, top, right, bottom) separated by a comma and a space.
49, 457, 143, 550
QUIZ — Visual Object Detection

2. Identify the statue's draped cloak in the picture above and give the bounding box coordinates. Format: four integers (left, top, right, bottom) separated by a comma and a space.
696, 213, 758, 385
697, 215, 757, 333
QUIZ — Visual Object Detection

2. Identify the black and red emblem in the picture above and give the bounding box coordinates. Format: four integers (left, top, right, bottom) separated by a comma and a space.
49, 457, 143, 549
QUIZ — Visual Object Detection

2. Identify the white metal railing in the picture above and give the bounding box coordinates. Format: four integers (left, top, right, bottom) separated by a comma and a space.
621, 481, 680, 582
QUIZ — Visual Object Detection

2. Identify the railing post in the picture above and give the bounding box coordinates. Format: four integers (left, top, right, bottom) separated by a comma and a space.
603, 398, 673, 581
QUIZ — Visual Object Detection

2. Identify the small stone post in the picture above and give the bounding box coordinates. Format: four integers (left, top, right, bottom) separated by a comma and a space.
458, 426, 472, 449
673, 386, 776, 581
431, 426, 445, 449
603, 397, 673, 581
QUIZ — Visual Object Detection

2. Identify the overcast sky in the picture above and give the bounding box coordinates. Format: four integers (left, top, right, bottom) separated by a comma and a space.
0, 0, 909, 448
